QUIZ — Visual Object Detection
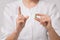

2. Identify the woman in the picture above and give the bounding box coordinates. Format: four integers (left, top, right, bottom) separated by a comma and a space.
1, 0, 60, 40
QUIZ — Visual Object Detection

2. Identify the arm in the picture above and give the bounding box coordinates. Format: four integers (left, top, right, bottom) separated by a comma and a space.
6, 7, 29, 40
47, 4, 60, 40
35, 14, 60, 40
35, 13, 60, 40
47, 25, 60, 40
0, 5, 23, 40
35, 4, 60, 40
6, 29, 21, 40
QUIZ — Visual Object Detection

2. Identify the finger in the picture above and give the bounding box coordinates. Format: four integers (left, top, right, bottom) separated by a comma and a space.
35, 18, 41, 22
41, 22, 47, 26
17, 17, 25, 21
18, 15, 24, 18
35, 14, 46, 16
18, 7, 21, 16
24, 16, 29, 21
35, 17, 44, 23
17, 20, 24, 24
18, 20, 24, 23
40, 18, 48, 26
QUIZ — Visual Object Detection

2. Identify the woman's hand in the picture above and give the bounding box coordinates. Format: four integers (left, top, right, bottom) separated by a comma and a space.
6, 7, 29, 40
35, 14, 52, 30
16, 7, 29, 32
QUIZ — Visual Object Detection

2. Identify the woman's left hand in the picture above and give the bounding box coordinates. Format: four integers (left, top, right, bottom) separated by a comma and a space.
35, 14, 52, 30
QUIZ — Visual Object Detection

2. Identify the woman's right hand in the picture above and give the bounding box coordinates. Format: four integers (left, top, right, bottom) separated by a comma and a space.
6, 7, 29, 40
16, 7, 29, 32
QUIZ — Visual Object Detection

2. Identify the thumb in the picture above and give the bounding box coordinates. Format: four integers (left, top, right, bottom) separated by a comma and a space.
25, 16, 29, 21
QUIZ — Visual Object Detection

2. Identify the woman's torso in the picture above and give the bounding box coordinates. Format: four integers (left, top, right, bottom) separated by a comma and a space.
6, 0, 51, 40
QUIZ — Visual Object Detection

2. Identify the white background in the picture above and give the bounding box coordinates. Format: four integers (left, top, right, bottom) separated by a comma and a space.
0, 0, 60, 27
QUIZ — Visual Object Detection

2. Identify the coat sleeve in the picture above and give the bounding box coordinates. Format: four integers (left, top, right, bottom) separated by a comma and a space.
48, 3, 60, 37
0, 4, 16, 40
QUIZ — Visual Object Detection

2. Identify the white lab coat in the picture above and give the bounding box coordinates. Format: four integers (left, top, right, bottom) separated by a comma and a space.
0, 0, 60, 40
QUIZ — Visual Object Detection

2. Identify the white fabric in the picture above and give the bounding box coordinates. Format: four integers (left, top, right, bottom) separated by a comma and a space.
0, 0, 60, 40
